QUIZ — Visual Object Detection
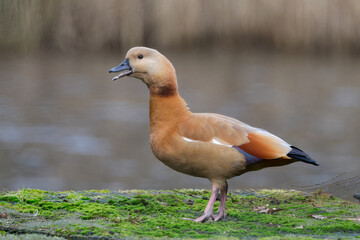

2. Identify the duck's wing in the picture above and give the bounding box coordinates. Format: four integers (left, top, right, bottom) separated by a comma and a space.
178, 113, 291, 159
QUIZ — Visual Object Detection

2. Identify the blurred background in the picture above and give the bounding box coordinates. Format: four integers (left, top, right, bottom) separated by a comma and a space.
0, 0, 359, 202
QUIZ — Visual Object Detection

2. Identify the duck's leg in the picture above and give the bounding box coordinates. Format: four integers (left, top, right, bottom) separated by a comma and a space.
214, 181, 228, 221
184, 184, 219, 223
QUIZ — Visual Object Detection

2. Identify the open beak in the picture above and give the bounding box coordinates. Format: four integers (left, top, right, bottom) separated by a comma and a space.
109, 58, 133, 81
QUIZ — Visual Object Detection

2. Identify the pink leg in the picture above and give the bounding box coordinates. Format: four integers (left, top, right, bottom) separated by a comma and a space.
184, 185, 219, 223
214, 182, 228, 221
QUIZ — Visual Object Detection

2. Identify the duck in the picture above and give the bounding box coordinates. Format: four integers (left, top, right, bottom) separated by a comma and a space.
109, 47, 318, 223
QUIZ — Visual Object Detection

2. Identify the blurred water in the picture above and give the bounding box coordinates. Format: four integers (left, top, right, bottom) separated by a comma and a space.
0, 48, 359, 201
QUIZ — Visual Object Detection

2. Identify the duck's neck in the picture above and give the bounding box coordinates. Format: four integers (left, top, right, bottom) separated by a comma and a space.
149, 87, 191, 133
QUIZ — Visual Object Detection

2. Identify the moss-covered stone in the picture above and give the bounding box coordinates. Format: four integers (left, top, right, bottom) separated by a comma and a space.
0, 189, 359, 239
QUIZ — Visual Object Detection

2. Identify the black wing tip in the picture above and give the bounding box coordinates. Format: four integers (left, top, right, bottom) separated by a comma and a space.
288, 146, 319, 166
307, 160, 319, 166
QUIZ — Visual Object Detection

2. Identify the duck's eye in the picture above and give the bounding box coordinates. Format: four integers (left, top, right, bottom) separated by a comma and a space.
137, 54, 144, 59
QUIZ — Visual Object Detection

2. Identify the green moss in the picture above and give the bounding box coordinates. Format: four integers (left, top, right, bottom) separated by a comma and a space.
0, 189, 359, 239
0, 196, 20, 203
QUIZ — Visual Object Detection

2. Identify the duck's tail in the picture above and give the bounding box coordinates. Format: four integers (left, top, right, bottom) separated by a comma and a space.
287, 146, 319, 166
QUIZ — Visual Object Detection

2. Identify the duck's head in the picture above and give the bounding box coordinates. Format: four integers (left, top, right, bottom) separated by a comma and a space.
109, 47, 178, 96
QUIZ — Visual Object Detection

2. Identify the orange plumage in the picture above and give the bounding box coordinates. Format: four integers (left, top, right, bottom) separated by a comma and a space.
109, 47, 318, 222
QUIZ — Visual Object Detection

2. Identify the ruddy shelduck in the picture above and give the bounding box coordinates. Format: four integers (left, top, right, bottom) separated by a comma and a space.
109, 47, 318, 223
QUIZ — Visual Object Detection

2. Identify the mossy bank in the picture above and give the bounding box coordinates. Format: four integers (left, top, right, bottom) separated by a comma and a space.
0, 189, 359, 239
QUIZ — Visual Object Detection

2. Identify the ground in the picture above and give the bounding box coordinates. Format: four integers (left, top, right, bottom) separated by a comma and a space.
0, 189, 359, 239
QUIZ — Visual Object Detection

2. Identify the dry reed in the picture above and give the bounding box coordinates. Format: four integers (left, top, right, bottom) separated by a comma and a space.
1, 0, 360, 53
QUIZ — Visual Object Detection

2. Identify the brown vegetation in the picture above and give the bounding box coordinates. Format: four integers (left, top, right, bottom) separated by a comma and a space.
1, 0, 360, 53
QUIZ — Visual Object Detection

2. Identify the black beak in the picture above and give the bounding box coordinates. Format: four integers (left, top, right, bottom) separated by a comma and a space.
109, 58, 133, 81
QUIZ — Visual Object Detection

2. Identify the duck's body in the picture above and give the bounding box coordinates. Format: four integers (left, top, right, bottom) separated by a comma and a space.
149, 94, 245, 180
109, 47, 318, 222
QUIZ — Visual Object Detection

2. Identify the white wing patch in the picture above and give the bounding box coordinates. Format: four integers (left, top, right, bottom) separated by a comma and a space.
211, 138, 232, 147
182, 136, 232, 147
182, 137, 199, 143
